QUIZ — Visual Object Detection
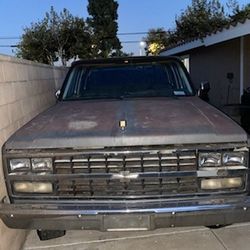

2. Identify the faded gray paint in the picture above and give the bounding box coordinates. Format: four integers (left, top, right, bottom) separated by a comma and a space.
4, 96, 247, 150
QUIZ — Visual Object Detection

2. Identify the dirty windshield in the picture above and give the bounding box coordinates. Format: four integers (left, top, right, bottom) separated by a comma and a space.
62, 61, 194, 100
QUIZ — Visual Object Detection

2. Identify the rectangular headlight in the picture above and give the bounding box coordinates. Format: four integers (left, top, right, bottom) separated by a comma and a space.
199, 153, 221, 167
31, 158, 53, 172
13, 182, 53, 193
201, 177, 243, 190
9, 159, 31, 172
223, 152, 245, 165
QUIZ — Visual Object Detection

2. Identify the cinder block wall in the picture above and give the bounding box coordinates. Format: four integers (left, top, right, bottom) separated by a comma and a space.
0, 54, 67, 250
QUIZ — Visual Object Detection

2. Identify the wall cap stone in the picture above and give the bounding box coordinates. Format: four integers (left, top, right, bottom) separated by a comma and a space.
0, 54, 67, 70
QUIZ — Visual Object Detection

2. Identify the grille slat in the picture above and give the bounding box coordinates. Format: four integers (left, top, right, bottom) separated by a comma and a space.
54, 149, 198, 199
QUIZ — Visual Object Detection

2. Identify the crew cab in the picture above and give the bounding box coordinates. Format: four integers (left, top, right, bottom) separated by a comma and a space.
1, 56, 249, 240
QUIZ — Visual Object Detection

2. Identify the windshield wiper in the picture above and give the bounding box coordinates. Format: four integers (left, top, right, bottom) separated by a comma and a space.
122, 89, 175, 98
64, 88, 178, 101
64, 94, 124, 101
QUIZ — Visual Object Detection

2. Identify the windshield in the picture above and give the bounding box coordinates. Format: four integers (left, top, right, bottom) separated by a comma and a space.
62, 61, 194, 101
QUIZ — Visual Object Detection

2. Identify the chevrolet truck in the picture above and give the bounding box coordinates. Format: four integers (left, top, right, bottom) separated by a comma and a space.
1, 56, 249, 240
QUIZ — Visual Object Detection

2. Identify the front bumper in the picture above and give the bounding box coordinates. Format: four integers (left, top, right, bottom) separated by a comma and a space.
1, 196, 250, 231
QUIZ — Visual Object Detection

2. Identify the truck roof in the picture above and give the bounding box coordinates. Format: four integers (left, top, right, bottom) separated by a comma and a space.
71, 56, 179, 67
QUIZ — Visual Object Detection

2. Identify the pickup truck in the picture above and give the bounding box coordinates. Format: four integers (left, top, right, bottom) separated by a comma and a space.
1, 56, 249, 240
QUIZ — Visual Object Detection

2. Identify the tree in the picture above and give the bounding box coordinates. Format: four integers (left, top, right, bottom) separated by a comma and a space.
145, 0, 250, 52
87, 0, 122, 58
16, 19, 56, 65
144, 28, 170, 55
144, 0, 229, 53
175, 0, 228, 42
17, 7, 91, 65
228, 1, 250, 22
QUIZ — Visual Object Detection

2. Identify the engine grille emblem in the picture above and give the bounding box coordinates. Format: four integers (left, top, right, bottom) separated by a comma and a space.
119, 120, 127, 130
112, 171, 139, 183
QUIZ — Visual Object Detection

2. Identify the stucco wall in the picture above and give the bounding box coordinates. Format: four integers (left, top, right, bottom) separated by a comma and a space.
0, 54, 67, 250
188, 38, 241, 108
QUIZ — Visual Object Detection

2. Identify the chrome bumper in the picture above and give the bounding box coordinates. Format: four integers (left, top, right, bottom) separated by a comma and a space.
1, 196, 250, 231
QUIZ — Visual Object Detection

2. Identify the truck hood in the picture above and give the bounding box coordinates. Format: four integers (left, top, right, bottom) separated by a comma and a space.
5, 97, 247, 149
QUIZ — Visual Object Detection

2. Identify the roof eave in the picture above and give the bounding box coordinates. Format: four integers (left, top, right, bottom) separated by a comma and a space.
161, 18, 250, 56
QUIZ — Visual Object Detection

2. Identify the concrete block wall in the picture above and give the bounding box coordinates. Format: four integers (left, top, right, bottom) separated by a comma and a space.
0, 54, 67, 250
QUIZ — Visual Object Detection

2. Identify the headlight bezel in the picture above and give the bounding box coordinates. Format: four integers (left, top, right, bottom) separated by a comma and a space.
7, 157, 55, 195
199, 150, 248, 191
8, 157, 53, 173
199, 151, 248, 168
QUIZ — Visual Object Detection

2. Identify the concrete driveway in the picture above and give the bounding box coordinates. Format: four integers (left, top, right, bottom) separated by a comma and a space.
23, 223, 250, 250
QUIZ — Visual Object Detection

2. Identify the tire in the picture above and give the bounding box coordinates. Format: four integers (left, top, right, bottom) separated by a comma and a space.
37, 230, 66, 241
207, 224, 230, 229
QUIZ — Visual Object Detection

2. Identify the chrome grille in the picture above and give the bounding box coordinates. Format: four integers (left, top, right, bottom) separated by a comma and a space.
54, 150, 198, 198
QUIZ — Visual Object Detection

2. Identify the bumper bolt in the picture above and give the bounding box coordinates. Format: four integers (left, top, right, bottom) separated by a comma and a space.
172, 212, 176, 215
78, 215, 82, 218
244, 207, 247, 211
10, 214, 14, 218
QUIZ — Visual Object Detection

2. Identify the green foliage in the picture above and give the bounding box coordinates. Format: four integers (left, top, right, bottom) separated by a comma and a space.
145, 0, 250, 53
229, 1, 250, 22
16, 19, 56, 65
175, 0, 227, 41
17, 1, 125, 64
87, 0, 122, 58
144, 0, 229, 53
17, 7, 91, 65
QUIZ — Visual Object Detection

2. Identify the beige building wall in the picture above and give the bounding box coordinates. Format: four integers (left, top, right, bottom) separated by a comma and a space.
188, 38, 241, 108
0, 54, 67, 250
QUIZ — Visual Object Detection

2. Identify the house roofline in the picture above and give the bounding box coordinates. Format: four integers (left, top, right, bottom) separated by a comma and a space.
161, 18, 250, 56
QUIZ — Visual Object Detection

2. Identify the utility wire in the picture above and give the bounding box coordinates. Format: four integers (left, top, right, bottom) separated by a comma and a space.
121, 40, 142, 44
0, 37, 20, 40
118, 31, 166, 36
0, 40, 142, 48
0, 30, 167, 40
0, 31, 153, 47
0, 45, 18, 47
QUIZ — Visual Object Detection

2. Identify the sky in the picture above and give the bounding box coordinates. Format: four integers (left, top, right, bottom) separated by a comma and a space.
0, 0, 250, 56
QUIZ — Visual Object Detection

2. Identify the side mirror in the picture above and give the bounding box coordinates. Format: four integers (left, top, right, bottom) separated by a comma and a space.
198, 81, 210, 102
55, 89, 61, 100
